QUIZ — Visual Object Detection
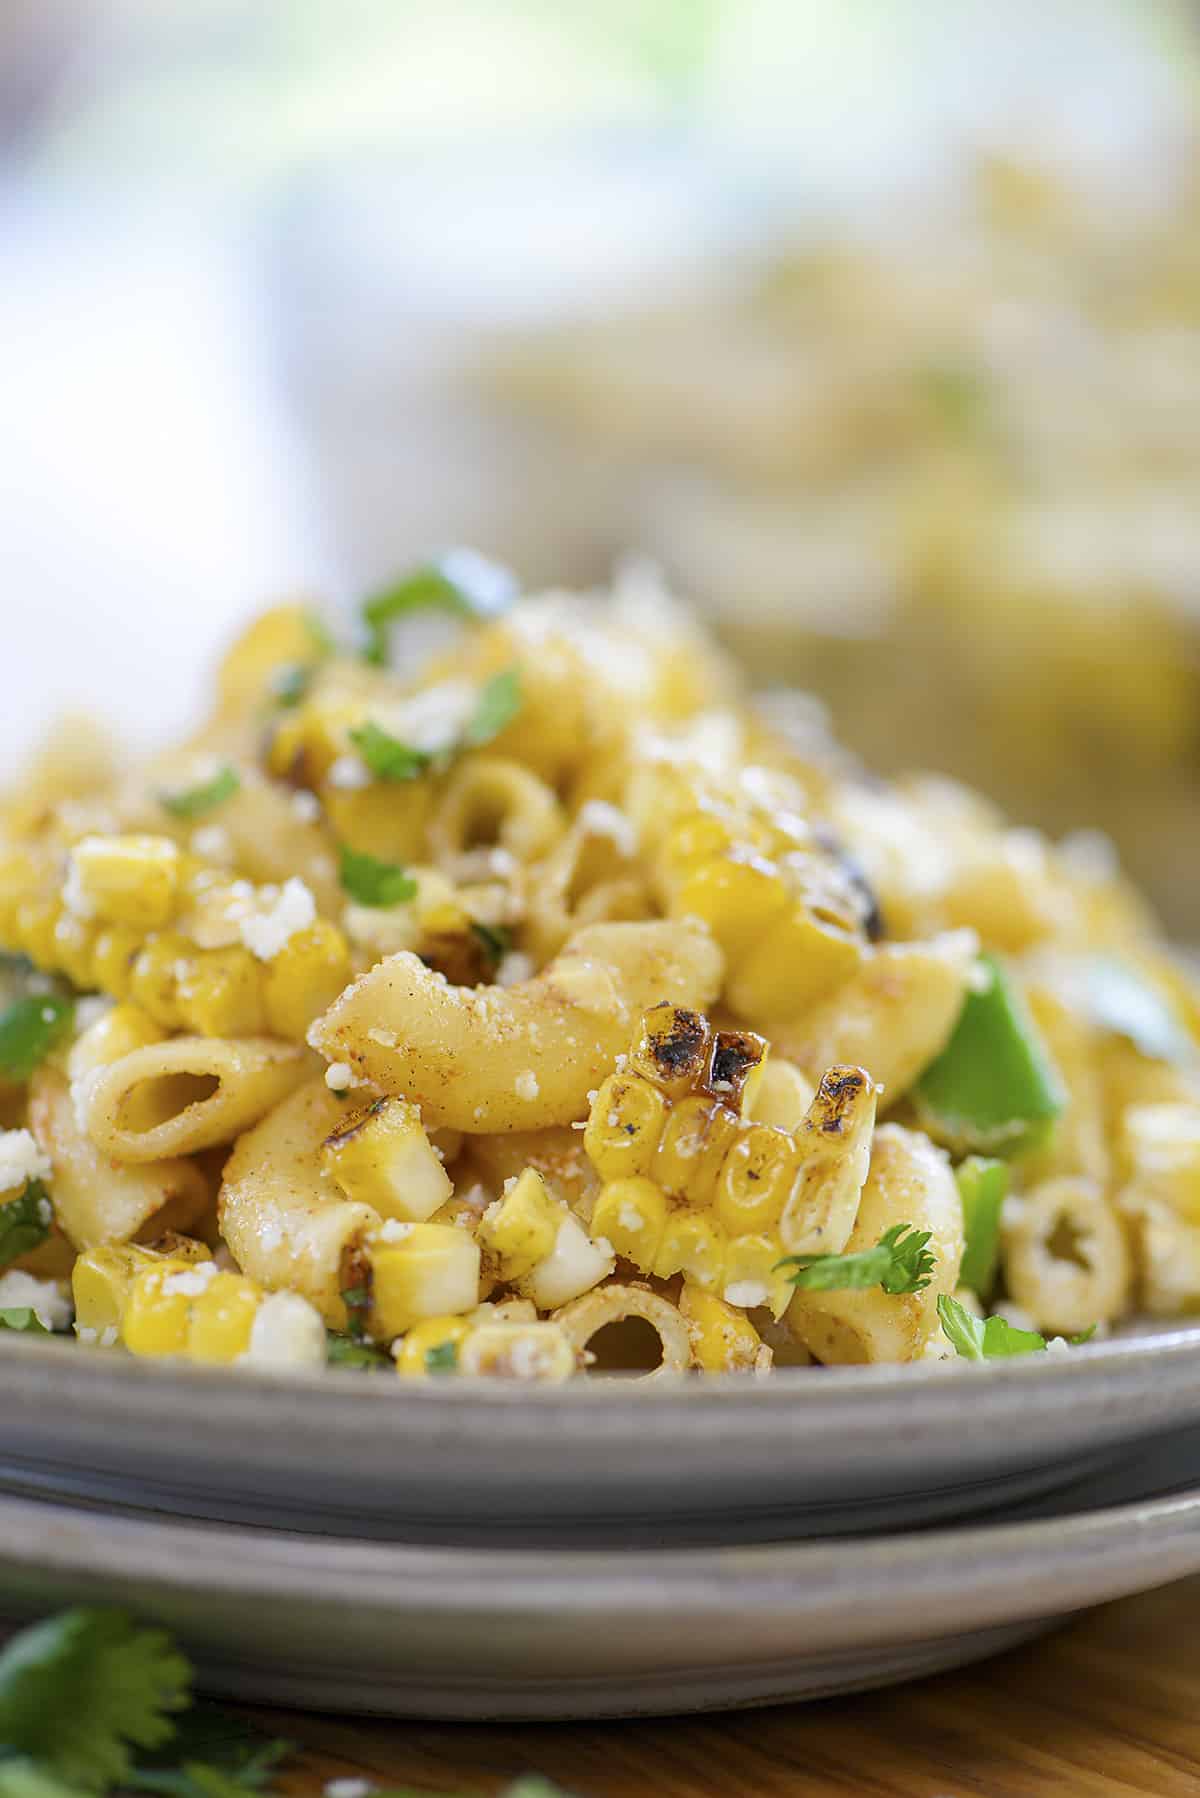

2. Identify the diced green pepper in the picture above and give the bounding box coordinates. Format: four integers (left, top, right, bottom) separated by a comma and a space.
956, 1156, 1009, 1297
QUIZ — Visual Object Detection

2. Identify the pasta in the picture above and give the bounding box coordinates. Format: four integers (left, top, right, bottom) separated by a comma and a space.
2, 567, 1199, 1380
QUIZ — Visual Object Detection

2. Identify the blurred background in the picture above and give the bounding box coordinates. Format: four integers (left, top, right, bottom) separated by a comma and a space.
4, 0, 1200, 927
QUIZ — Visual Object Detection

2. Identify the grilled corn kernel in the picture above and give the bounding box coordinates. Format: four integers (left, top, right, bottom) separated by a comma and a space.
323, 1097, 452, 1223
521, 1212, 616, 1309
630, 1003, 712, 1098
583, 1072, 668, 1181
262, 920, 351, 1039
394, 1313, 473, 1377
715, 1124, 799, 1237
477, 1169, 563, 1279
726, 902, 863, 1023
746, 1057, 816, 1132
128, 933, 191, 1030
176, 946, 267, 1037
656, 811, 739, 889
723, 1231, 791, 1320
369, 1223, 482, 1338
652, 1208, 726, 1290
589, 1177, 668, 1272
680, 1286, 767, 1373
653, 1096, 740, 1205
14, 893, 61, 967
704, 1028, 768, 1108
71, 1244, 158, 1340
69, 835, 182, 931
120, 1260, 204, 1357
186, 1270, 261, 1364
458, 1319, 576, 1382
89, 924, 144, 999
52, 911, 99, 990
672, 853, 790, 965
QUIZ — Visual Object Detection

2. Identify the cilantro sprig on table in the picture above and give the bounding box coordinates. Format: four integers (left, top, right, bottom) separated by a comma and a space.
777, 1223, 936, 1297
0, 1608, 575, 1797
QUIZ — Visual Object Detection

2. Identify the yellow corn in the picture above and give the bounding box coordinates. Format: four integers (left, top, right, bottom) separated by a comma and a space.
679, 1286, 766, 1373
673, 853, 790, 965
653, 1095, 740, 1205
629, 1003, 712, 1097
457, 1319, 577, 1382
715, 1124, 799, 1237
72, 1244, 180, 1341
726, 893, 862, 1022
394, 1313, 473, 1377
722, 1231, 792, 1320
745, 1057, 815, 1132
90, 924, 144, 999
177, 945, 267, 1036
186, 1270, 261, 1363
128, 933, 191, 1030
582, 1073, 668, 1181
323, 1097, 452, 1223
262, 921, 352, 1039
68, 835, 182, 931
216, 603, 330, 715
476, 1169, 562, 1280
369, 1222, 482, 1339
589, 1177, 668, 1272
652, 1208, 726, 1290
121, 1260, 206, 1357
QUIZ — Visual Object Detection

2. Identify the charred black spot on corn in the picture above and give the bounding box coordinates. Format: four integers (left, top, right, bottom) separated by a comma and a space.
815, 1065, 869, 1134
704, 1027, 767, 1103
323, 1095, 387, 1152
642, 1003, 708, 1079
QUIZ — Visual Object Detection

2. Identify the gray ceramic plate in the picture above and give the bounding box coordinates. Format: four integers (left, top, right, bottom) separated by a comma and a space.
3, 1326, 1200, 1543
2, 1432, 1200, 1719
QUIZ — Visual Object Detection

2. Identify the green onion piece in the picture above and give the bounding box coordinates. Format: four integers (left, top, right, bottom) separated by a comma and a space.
0, 1308, 49, 1334
325, 1332, 392, 1371
914, 953, 1064, 1155
338, 846, 418, 910
159, 765, 240, 820
464, 666, 521, 748
937, 1293, 1048, 1360
470, 919, 512, 969
0, 1180, 53, 1269
424, 1339, 460, 1375
361, 551, 517, 665
955, 1157, 1009, 1298
1082, 955, 1193, 1063
347, 722, 431, 783
778, 1223, 936, 1297
0, 995, 74, 1082
269, 663, 313, 709
917, 357, 987, 435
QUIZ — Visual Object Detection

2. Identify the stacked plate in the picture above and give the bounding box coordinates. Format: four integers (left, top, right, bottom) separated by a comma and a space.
2, 1327, 1200, 1717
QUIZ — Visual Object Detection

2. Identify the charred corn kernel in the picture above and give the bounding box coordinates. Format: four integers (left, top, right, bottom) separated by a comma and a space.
121, 1260, 205, 1357
262, 920, 351, 1039
680, 1286, 767, 1373
715, 1125, 799, 1236
725, 901, 862, 1023
394, 1313, 473, 1377
51, 910, 99, 990
69, 835, 182, 931
458, 1319, 576, 1382
477, 1169, 562, 1279
722, 1231, 791, 1320
266, 699, 357, 786
323, 1096, 452, 1223
589, 1177, 668, 1271
673, 853, 790, 966
583, 1073, 668, 1180
176, 945, 267, 1036
704, 1027, 768, 1107
652, 1208, 726, 1290
186, 1270, 261, 1364
630, 1004, 712, 1098
653, 1096, 740, 1205
747, 1057, 815, 1132
128, 932, 191, 1030
369, 1223, 481, 1338
89, 924, 144, 999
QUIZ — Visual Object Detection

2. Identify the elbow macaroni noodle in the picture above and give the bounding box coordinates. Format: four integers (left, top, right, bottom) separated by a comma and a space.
1, 573, 1198, 1378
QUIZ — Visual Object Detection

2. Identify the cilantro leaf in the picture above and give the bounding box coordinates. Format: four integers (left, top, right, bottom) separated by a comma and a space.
0, 1308, 50, 1334
0, 996, 74, 1082
128, 1706, 293, 1798
347, 723, 431, 784
338, 847, 418, 911
269, 664, 313, 709
778, 1223, 936, 1296
159, 767, 240, 821
424, 1339, 460, 1374
361, 551, 517, 666
464, 667, 521, 748
936, 1293, 1048, 1360
470, 920, 512, 969
326, 1331, 392, 1371
1069, 1324, 1098, 1345
0, 1181, 53, 1270
0, 1760, 96, 1798
0, 1608, 190, 1791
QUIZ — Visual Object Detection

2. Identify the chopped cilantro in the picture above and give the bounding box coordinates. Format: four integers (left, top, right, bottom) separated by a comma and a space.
361, 551, 517, 666
338, 847, 418, 910
347, 723, 431, 784
0, 996, 74, 1083
268, 664, 312, 709
778, 1223, 936, 1297
463, 667, 521, 748
0, 1181, 53, 1270
470, 920, 512, 968
0, 1308, 50, 1334
0, 1760, 95, 1798
159, 766, 240, 821
936, 1294, 1048, 1360
1070, 1324, 1098, 1345
326, 1332, 392, 1372
424, 1339, 460, 1375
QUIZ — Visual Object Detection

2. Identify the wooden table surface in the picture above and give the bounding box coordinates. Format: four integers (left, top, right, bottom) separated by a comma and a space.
246, 1573, 1200, 1797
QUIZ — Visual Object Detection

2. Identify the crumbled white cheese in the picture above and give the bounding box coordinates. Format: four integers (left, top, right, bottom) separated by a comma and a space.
73, 995, 114, 1035
324, 1779, 372, 1798
161, 1263, 219, 1298
190, 823, 234, 865
367, 1027, 398, 1049
61, 854, 94, 919
993, 1301, 1038, 1333
376, 1218, 414, 1243
496, 951, 534, 988
290, 789, 322, 823
0, 1269, 72, 1331
617, 1204, 644, 1232
241, 1291, 327, 1370
239, 877, 317, 960
577, 798, 637, 859
515, 1070, 540, 1102
724, 1281, 769, 1310
0, 1129, 52, 1194
1045, 1335, 1071, 1355
328, 754, 370, 790
325, 1062, 355, 1092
